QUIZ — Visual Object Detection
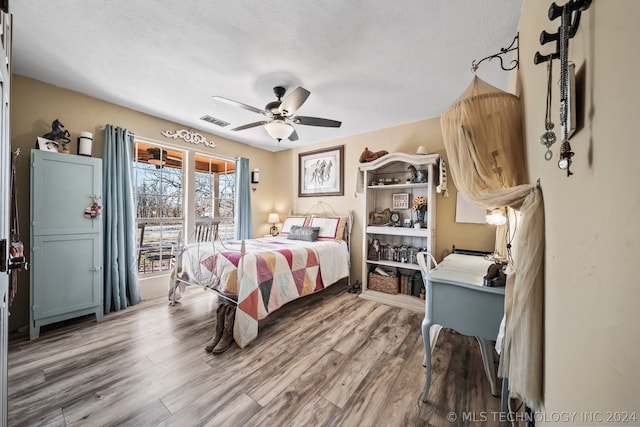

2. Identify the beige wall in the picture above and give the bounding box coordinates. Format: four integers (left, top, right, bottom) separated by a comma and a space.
9, 75, 494, 333
9, 75, 279, 331
274, 120, 496, 285
519, 0, 640, 420
10, 0, 640, 416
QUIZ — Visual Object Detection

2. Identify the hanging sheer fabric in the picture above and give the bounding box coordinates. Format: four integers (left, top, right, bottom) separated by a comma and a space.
234, 157, 253, 240
103, 125, 141, 313
440, 76, 545, 409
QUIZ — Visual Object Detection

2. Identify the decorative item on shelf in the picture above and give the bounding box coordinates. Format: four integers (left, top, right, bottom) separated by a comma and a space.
368, 269, 399, 294
407, 165, 417, 183
392, 193, 409, 210
412, 196, 428, 227
416, 145, 427, 155
77, 131, 93, 156
369, 208, 391, 226
408, 164, 426, 183
390, 211, 401, 227
367, 238, 381, 260
267, 212, 280, 236
358, 147, 388, 163
58, 141, 70, 154
35, 137, 59, 152
38, 119, 71, 153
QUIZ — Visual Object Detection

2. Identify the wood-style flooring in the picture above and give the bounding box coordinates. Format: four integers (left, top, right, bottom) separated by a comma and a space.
8, 283, 501, 426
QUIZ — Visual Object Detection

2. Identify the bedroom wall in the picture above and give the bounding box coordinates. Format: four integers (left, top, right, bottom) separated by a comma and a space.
9, 75, 279, 332
273, 117, 497, 286
518, 0, 640, 421
10, 74, 497, 333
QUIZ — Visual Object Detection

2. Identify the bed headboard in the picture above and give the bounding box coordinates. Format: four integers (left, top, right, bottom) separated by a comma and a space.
298, 201, 353, 245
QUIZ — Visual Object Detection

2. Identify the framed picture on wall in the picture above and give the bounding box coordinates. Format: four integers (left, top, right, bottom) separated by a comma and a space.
298, 145, 344, 197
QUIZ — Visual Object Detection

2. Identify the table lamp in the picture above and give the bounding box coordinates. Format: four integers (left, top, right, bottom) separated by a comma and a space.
268, 213, 280, 236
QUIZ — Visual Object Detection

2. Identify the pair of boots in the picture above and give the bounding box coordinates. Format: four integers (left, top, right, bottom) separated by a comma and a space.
205, 302, 236, 354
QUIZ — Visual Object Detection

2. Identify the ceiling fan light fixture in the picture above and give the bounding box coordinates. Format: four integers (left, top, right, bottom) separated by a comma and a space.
264, 120, 294, 141
148, 158, 166, 166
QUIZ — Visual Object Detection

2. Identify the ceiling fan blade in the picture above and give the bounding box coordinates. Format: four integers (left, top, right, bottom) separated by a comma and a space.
278, 87, 310, 116
288, 129, 299, 142
212, 96, 267, 116
292, 116, 342, 128
231, 121, 269, 131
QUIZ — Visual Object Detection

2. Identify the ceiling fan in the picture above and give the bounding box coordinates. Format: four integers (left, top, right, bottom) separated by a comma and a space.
213, 86, 341, 142
144, 148, 182, 168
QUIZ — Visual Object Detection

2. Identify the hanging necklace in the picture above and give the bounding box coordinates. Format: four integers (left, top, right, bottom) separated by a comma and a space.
557, 4, 574, 176
540, 56, 556, 160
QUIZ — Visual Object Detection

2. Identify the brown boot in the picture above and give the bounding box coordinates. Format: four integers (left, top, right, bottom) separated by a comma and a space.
212, 304, 236, 354
205, 303, 227, 352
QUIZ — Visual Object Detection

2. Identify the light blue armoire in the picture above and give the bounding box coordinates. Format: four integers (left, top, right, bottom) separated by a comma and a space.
30, 150, 103, 340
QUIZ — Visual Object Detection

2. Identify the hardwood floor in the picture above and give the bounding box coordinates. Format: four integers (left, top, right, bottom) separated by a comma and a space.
7, 283, 501, 426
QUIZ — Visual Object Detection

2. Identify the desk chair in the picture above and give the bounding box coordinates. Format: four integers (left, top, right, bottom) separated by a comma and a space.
417, 252, 505, 402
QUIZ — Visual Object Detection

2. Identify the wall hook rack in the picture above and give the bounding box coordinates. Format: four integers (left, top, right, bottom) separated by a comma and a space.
471, 33, 519, 72
534, 0, 592, 65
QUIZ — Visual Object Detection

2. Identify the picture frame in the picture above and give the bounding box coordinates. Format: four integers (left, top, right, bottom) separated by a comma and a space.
298, 145, 344, 197
392, 193, 409, 209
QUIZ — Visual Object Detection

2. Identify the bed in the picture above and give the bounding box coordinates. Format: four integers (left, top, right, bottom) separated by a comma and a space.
168, 211, 352, 348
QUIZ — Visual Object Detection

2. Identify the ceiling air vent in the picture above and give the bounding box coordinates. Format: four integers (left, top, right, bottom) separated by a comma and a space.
200, 115, 229, 127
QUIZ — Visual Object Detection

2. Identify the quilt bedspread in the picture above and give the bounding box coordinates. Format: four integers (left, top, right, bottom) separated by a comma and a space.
169, 237, 350, 347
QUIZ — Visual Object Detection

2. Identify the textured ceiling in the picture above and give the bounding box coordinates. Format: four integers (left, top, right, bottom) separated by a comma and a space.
10, 1, 522, 152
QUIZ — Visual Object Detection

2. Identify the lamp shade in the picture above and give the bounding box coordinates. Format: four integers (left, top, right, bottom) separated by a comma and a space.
264, 120, 294, 141
267, 213, 280, 224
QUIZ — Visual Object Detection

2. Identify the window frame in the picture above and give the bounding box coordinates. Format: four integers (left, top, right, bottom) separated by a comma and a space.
132, 137, 237, 275
193, 150, 237, 241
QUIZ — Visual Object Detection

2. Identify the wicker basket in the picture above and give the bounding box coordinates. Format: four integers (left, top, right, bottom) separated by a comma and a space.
368, 272, 399, 294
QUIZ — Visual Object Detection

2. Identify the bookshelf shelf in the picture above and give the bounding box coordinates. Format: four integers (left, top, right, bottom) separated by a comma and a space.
359, 152, 440, 312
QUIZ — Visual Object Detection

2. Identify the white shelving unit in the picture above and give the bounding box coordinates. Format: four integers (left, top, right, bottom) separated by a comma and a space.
359, 152, 440, 312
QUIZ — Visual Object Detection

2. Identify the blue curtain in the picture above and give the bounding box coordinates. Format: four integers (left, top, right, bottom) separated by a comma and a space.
235, 157, 252, 239
103, 125, 141, 313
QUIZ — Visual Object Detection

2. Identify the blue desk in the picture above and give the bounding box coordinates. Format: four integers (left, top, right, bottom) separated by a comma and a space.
418, 253, 505, 401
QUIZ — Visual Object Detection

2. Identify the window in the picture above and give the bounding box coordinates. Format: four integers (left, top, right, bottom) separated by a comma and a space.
132, 141, 237, 275
194, 153, 236, 240
133, 142, 184, 273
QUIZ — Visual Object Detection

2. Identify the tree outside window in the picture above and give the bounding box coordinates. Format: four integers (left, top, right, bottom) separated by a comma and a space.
132, 143, 237, 274
133, 143, 184, 274
194, 153, 236, 240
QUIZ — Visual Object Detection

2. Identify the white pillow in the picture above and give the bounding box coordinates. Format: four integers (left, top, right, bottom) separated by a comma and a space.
280, 215, 309, 235
309, 216, 347, 240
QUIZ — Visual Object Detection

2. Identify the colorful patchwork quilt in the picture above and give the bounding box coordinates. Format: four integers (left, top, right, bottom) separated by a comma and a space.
169, 237, 350, 347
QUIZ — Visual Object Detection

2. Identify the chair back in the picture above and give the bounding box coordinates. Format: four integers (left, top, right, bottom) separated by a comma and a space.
417, 251, 438, 277
137, 222, 146, 270
194, 219, 220, 243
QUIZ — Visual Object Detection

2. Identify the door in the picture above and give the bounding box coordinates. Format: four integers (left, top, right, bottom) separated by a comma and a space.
31, 151, 102, 236
31, 234, 101, 321
0, 9, 11, 427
